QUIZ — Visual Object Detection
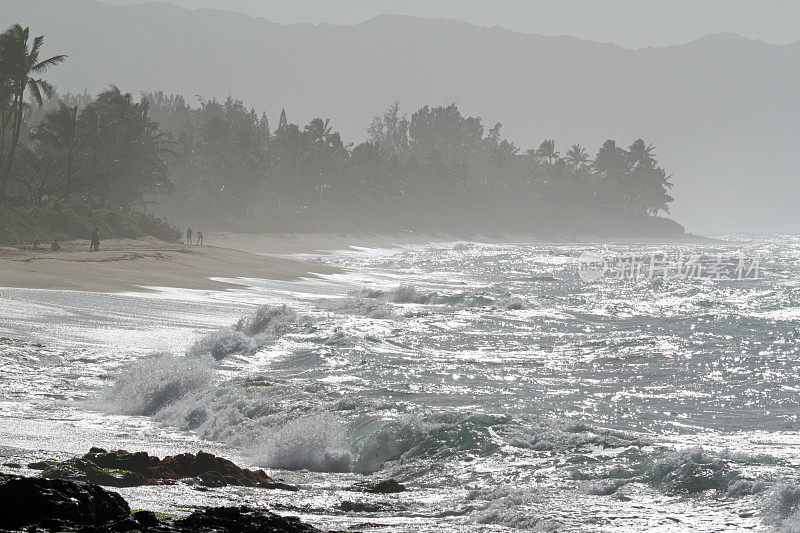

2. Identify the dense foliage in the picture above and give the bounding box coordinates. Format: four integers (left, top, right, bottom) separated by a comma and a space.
0, 200, 181, 245
1, 23, 676, 236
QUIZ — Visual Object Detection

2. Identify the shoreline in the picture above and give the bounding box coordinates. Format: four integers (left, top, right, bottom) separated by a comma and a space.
0, 235, 339, 293
0, 231, 716, 293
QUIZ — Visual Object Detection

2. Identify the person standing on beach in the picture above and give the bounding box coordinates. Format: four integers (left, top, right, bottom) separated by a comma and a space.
186, 227, 193, 245
196, 231, 203, 245
90, 228, 100, 252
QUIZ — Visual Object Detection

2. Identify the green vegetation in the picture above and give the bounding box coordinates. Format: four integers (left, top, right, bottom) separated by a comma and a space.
130, 509, 183, 521
0, 200, 181, 244
1, 23, 680, 239
29, 457, 144, 487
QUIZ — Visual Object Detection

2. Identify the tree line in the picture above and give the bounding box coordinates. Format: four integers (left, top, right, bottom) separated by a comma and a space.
1, 24, 675, 231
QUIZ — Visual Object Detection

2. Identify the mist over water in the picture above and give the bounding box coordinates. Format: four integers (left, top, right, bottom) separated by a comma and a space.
2, 237, 800, 530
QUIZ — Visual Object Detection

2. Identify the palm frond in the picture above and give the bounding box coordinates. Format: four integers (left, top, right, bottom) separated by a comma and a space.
31, 54, 67, 73
26, 78, 44, 107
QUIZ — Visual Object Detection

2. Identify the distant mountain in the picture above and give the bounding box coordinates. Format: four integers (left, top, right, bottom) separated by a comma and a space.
3, 0, 799, 232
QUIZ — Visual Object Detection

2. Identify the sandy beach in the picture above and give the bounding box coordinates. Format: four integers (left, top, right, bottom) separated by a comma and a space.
0, 232, 469, 293
0, 235, 341, 293
0, 232, 459, 293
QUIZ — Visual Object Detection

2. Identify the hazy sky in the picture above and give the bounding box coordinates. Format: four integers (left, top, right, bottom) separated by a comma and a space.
103, 0, 799, 48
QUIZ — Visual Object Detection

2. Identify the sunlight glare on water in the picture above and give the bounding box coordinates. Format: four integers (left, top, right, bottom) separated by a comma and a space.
2, 236, 800, 531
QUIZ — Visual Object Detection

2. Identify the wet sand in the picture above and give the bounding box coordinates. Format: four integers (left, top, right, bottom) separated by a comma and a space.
0, 236, 338, 293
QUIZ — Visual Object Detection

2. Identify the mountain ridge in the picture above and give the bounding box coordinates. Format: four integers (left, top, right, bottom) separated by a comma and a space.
2, 0, 798, 232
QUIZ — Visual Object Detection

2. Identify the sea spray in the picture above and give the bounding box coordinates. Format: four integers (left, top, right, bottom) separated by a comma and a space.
252, 414, 353, 473
763, 482, 800, 528
98, 353, 214, 416
186, 329, 255, 360
187, 304, 305, 360
233, 304, 299, 337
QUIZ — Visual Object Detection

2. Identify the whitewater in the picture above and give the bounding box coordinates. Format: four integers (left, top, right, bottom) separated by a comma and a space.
3, 237, 800, 531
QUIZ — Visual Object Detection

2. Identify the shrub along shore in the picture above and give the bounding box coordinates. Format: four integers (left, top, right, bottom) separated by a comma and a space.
0, 200, 181, 245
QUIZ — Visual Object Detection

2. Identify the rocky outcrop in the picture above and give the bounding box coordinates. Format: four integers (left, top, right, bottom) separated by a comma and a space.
353, 478, 406, 494
29, 448, 297, 490
173, 506, 321, 532
0, 473, 130, 530
0, 474, 321, 532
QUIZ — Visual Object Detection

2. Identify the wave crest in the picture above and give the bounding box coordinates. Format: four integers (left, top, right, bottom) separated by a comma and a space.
252, 414, 353, 473
234, 304, 298, 336
98, 354, 214, 416
188, 304, 303, 360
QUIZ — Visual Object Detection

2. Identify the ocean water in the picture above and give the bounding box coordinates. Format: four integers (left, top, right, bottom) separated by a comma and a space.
2, 237, 800, 531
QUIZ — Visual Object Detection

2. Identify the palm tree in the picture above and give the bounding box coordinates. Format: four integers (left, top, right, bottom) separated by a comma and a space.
31, 101, 79, 197
0, 24, 66, 196
565, 143, 590, 172
647, 167, 674, 216
493, 139, 519, 185
627, 138, 656, 169
80, 86, 172, 204
0, 77, 12, 161
592, 140, 629, 210
304, 118, 332, 145
535, 139, 559, 165
592, 140, 627, 178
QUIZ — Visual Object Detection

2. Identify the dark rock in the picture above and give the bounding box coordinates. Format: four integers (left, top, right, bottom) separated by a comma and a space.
0, 474, 321, 532
132, 510, 160, 527
353, 478, 406, 494
40, 457, 148, 487
86, 447, 159, 474
34, 448, 297, 490
0, 474, 129, 530
338, 500, 385, 513
28, 460, 56, 470
175, 506, 322, 532
106, 515, 145, 531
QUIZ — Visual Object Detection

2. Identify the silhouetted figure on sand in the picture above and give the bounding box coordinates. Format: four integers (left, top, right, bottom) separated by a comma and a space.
51, 239, 61, 252
90, 228, 100, 252
186, 227, 193, 245
196, 231, 203, 245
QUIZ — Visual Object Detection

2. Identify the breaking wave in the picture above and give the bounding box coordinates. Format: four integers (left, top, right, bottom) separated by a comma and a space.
646, 447, 740, 495
233, 304, 299, 336
187, 304, 305, 360
571, 446, 771, 497
763, 482, 800, 530
252, 414, 353, 473
186, 329, 255, 360
98, 344, 648, 477
97, 354, 214, 416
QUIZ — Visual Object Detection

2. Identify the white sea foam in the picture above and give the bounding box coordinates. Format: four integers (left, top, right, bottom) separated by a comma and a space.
186, 329, 255, 360
233, 304, 299, 337
252, 414, 353, 472
98, 353, 214, 416
186, 304, 305, 360
763, 483, 800, 531
466, 486, 556, 530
